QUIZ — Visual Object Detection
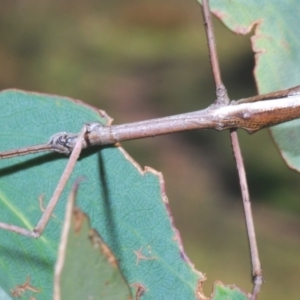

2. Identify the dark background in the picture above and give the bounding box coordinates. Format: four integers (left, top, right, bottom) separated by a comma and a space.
1, 1, 300, 299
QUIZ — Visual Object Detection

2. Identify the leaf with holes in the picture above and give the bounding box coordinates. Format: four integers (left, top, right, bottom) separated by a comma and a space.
0, 90, 203, 299
205, 0, 300, 171
54, 182, 131, 300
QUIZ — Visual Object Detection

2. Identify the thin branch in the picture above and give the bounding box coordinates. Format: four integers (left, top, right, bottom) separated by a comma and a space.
1, 93, 300, 158
0, 126, 86, 237
230, 130, 262, 299
237, 84, 300, 104
201, 0, 262, 298
202, 0, 229, 105
0, 144, 51, 159
33, 125, 86, 237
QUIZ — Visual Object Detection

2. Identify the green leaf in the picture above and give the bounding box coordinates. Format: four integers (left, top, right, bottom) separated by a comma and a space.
0, 90, 203, 299
54, 181, 131, 300
205, 0, 300, 171
211, 282, 249, 300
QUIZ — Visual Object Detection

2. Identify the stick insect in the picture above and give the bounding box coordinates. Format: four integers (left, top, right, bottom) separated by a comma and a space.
1, 85, 300, 238
1, 1, 300, 299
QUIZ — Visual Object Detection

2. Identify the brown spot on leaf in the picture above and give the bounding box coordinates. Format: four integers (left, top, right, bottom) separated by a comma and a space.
89, 228, 118, 267
131, 283, 146, 300
134, 246, 157, 265
72, 206, 85, 233
10, 276, 40, 298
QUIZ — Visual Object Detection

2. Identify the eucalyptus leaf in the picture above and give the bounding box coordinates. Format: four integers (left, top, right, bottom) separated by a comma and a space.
0, 90, 203, 299
54, 182, 131, 300
205, 0, 300, 171
211, 282, 249, 300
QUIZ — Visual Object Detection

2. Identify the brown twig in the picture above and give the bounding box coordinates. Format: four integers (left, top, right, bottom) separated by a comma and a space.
201, 0, 229, 105
0, 144, 51, 159
230, 129, 262, 299
201, 0, 262, 298
0, 126, 86, 237
1, 93, 300, 158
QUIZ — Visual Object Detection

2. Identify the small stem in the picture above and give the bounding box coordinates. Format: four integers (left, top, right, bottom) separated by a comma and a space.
0, 126, 86, 238
33, 126, 86, 237
237, 84, 300, 104
0, 144, 51, 159
230, 129, 262, 299
1, 95, 300, 158
202, 0, 229, 105
201, 1, 262, 298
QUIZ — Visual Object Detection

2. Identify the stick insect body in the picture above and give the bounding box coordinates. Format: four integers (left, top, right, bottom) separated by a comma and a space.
0, 85, 300, 238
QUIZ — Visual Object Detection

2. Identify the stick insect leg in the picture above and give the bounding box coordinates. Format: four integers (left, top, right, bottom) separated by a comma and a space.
0, 125, 87, 238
